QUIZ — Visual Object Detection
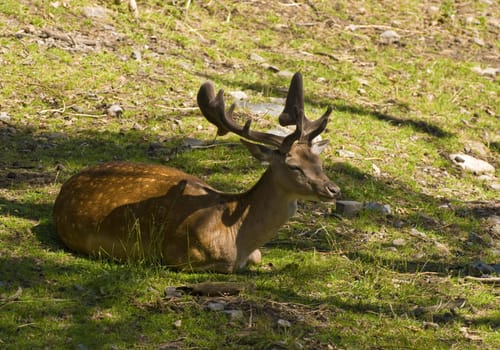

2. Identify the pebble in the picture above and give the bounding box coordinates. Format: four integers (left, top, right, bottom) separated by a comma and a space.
173, 319, 182, 328
164, 286, 182, 298
335, 200, 363, 217
365, 202, 392, 215
0, 112, 11, 122
434, 242, 451, 256
449, 153, 495, 174
207, 302, 225, 312
336, 149, 355, 158
131, 50, 142, 61
82, 6, 108, 19
464, 141, 489, 157
470, 261, 496, 275
471, 66, 498, 77
229, 91, 248, 101
107, 104, 123, 118
224, 309, 244, 320
409, 228, 428, 240
250, 53, 265, 62
379, 30, 400, 44
277, 70, 294, 79
277, 319, 292, 328
392, 238, 406, 247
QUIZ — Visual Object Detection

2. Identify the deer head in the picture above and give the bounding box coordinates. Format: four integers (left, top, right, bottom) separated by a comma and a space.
197, 72, 340, 201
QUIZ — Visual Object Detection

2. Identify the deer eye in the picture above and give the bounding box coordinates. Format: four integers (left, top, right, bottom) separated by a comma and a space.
287, 164, 303, 172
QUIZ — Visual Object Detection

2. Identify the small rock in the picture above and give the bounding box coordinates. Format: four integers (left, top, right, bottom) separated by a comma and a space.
182, 137, 204, 148
394, 220, 405, 229
423, 321, 439, 330
409, 228, 428, 240
427, 5, 440, 15
365, 202, 392, 215
77, 344, 88, 350
178, 61, 192, 70
392, 238, 406, 247
472, 37, 485, 46
336, 149, 355, 158
487, 215, 500, 226
434, 242, 451, 256
173, 319, 182, 328
207, 302, 225, 312
335, 200, 363, 217
464, 141, 489, 157
277, 70, 294, 79
224, 309, 244, 321
449, 153, 495, 174
277, 319, 292, 328
82, 6, 108, 19
229, 91, 248, 101
471, 66, 498, 77
0, 112, 11, 122
107, 104, 123, 118
470, 261, 496, 275
131, 50, 142, 61
489, 182, 500, 191
164, 286, 182, 298
379, 30, 400, 44
250, 53, 265, 62
468, 232, 491, 246
262, 63, 280, 72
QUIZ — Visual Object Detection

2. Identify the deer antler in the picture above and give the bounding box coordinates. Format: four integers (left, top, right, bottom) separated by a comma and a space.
279, 72, 332, 143
197, 81, 287, 148
197, 73, 330, 153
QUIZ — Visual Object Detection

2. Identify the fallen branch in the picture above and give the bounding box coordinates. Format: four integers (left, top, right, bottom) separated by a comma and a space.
464, 276, 500, 284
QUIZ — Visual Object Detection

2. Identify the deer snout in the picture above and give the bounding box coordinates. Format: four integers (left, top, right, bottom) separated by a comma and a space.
324, 182, 341, 199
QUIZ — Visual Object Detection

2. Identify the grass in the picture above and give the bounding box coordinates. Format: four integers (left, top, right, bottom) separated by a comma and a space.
1, 0, 499, 349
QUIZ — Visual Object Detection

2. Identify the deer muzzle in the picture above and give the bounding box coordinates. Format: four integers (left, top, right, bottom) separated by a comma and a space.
320, 180, 341, 201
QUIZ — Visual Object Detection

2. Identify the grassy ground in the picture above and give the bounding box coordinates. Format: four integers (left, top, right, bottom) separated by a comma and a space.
1, 1, 499, 349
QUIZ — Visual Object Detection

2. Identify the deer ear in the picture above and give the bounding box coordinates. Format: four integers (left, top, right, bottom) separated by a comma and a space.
311, 139, 329, 155
240, 139, 274, 162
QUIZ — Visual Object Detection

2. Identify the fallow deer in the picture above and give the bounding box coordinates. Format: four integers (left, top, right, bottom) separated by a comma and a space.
53, 72, 340, 273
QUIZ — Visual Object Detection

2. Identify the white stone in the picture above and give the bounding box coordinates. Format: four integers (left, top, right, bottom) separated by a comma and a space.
229, 91, 248, 101
380, 30, 400, 44
449, 153, 495, 174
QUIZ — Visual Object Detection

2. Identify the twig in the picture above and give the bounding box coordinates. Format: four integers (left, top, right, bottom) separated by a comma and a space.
66, 112, 106, 118
190, 142, 240, 149
346, 24, 420, 34
184, 0, 192, 19
464, 276, 500, 284
155, 104, 198, 111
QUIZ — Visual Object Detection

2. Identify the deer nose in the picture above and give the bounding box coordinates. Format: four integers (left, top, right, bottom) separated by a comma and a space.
325, 183, 341, 198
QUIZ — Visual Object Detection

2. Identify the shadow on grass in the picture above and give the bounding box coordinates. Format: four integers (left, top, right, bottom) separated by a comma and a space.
252, 262, 499, 330
0, 254, 174, 348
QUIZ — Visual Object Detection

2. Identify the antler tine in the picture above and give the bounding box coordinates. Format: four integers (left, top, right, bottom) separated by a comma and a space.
197, 80, 230, 136
304, 106, 332, 143
278, 72, 332, 144
197, 80, 285, 148
280, 106, 303, 153
279, 72, 304, 127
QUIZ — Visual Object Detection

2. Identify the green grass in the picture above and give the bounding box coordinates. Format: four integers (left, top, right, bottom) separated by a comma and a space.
1, 0, 499, 349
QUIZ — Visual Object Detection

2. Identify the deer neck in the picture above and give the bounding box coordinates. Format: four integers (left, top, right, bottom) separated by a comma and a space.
231, 167, 297, 261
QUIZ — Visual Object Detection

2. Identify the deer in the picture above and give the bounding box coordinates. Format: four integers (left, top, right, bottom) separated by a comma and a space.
53, 72, 341, 273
